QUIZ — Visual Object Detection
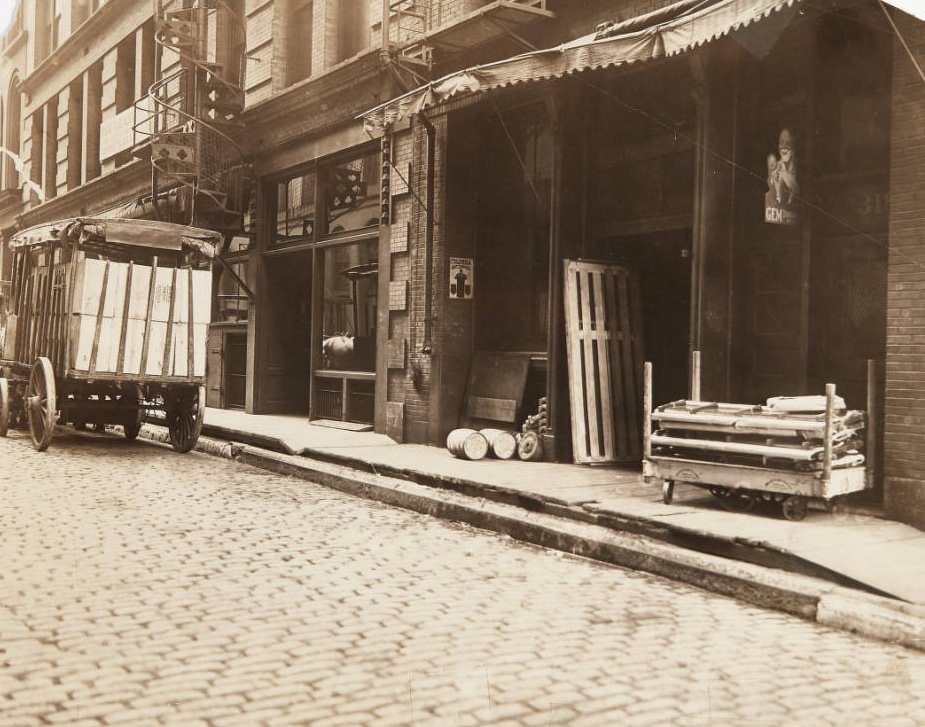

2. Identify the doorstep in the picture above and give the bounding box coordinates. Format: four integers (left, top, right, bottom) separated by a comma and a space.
199, 407, 925, 605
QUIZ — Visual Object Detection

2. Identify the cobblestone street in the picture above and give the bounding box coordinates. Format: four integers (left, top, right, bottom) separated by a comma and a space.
0, 428, 923, 727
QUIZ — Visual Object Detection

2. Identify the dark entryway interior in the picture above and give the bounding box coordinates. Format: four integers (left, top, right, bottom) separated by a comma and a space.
596, 230, 692, 408
262, 253, 312, 413
224, 331, 247, 409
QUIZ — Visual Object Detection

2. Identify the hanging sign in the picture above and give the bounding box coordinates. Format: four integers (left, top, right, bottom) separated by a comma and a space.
764, 128, 799, 225
449, 257, 473, 299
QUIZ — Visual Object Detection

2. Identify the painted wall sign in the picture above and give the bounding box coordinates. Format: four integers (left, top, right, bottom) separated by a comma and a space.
449, 257, 473, 299
765, 128, 799, 225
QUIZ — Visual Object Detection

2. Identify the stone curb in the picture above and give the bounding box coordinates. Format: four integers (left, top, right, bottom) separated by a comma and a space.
137, 424, 925, 652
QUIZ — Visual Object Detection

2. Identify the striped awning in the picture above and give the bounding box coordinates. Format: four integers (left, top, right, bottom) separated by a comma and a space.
361, 0, 915, 131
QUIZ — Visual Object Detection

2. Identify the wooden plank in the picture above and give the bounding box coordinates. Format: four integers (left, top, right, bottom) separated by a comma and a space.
603, 268, 629, 459
578, 265, 601, 460
823, 383, 835, 483
88, 261, 111, 375
465, 396, 517, 422
116, 262, 134, 374
651, 433, 824, 461
563, 262, 589, 462
690, 349, 701, 401
644, 361, 652, 461
63, 255, 82, 374
866, 359, 877, 490
187, 267, 194, 378
591, 269, 615, 460
162, 266, 179, 376
139, 256, 158, 377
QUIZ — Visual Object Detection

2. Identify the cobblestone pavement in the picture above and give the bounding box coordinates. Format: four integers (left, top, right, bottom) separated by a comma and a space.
0, 428, 923, 727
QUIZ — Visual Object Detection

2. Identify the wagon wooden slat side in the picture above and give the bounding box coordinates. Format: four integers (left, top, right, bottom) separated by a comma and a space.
0, 217, 219, 453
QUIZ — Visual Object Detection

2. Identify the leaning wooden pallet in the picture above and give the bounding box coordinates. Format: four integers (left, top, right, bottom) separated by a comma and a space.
0, 217, 218, 453
642, 354, 875, 521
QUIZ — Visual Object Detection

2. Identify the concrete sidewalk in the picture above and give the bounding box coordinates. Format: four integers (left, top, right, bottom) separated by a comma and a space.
196, 408, 925, 607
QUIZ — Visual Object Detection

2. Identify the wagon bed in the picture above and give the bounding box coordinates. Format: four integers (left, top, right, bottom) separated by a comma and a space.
0, 217, 220, 452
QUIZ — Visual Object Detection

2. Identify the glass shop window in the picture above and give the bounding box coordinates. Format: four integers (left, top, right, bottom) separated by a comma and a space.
216, 236, 250, 322
275, 171, 316, 243
320, 240, 378, 371
323, 150, 380, 236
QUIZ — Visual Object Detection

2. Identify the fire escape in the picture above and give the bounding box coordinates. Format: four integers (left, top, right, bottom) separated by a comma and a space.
134, 0, 249, 234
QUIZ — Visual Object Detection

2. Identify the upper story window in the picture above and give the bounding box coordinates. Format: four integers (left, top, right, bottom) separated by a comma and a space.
324, 150, 380, 235
336, 0, 369, 63
275, 171, 316, 243
287, 0, 313, 85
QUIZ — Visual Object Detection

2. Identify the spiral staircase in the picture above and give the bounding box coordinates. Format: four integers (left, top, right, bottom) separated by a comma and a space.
133, 0, 250, 235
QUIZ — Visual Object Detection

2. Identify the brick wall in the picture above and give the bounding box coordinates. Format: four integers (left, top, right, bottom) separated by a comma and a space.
884, 12, 925, 528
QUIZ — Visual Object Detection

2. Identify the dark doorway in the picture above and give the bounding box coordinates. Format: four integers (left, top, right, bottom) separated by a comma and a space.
597, 229, 692, 408
260, 253, 312, 413
224, 331, 247, 409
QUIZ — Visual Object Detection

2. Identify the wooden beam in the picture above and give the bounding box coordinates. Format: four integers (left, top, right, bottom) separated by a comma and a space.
162, 266, 178, 376
187, 267, 194, 378
116, 262, 134, 374
139, 257, 158, 376
89, 261, 111, 374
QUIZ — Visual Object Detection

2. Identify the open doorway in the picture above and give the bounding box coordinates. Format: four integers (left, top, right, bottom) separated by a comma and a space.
596, 229, 692, 408
260, 253, 312, 413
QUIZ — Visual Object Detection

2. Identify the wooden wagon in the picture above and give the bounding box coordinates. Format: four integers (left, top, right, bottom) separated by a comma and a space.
641, 358, 875, 521
0, 217, 218, 452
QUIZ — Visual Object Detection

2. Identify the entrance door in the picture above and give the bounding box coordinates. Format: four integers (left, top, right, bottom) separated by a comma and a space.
259, 253, 312, 413
598, 230, 692, 407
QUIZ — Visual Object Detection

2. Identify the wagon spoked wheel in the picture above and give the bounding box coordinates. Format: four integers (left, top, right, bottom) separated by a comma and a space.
661, 480, 674, 505
167, 386, 204, 454
26, 357, 57, 452
123, 385, 144, 441
0, 377, 9, 437
782, 496, 808, 522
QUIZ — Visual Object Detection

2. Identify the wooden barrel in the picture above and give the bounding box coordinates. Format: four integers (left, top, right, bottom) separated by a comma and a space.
517, 431, 544, 461
480, 428, 517, 460
446, 428, 489, 460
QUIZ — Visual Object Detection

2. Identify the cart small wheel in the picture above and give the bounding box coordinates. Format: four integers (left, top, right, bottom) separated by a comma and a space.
167, 385, 204, 453
662, 480, 675, 505
0, 377, 9, 437
719, 490, 756, 513
26, 357, 57, 452
123, 385, 143, 441
782, 496, 808, 522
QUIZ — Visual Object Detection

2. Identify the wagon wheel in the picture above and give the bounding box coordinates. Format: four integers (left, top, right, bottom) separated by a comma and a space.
166, 386, 204, 453
718, 489, 756, 513
123, 385, 144, 441
0, 377, 9, 437
661, 480, 674, 505
26, 357, 57, 452
782, 496, 808, 522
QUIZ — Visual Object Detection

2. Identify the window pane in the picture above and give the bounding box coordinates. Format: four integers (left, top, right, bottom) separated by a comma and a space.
275, 171, 315, 243
325, 150, 380, 234
321, 240, 377, 371
217, 259, 250, 322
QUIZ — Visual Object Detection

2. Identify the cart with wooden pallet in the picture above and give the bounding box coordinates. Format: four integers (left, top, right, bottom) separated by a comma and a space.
0, 217, 219, 452
641, 356, 875, 521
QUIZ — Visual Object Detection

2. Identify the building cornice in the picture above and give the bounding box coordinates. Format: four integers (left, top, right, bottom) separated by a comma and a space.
242, 49, 384, 135
16, 160, 150, 229
21, 1, 135, 96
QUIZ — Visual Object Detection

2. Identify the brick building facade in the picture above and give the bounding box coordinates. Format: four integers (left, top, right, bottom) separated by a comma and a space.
1, 1, 923, 526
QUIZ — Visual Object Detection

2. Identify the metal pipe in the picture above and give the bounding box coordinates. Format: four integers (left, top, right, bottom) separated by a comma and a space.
643, 361, 653, 461
690, 349, 701, 402
866, 359, 878, 490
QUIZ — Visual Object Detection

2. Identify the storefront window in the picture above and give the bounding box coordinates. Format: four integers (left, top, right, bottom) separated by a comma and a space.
216, 236, 250, 322
275, 171, 316, 243
324, 150, 380, 235
320, 240, 378, 371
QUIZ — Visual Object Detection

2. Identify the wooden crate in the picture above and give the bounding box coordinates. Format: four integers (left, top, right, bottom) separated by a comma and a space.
563, 260, 644, 464
68, 258, 211, 378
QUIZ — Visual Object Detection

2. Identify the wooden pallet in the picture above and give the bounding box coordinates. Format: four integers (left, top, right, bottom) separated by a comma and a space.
563, 260, 643, 464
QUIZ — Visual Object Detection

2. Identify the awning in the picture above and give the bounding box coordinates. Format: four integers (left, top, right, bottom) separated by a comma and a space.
361, 0, 920, 131
9, 217, 221, 258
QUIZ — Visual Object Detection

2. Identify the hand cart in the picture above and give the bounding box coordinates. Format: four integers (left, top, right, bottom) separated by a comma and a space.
0, 217, 220, 452
642, 354, 876, 521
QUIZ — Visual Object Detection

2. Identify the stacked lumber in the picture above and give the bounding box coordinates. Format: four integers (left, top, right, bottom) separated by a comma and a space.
650, 398, 865, 472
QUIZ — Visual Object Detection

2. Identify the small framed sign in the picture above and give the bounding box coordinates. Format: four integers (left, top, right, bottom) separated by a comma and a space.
449, 257, 474, 299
